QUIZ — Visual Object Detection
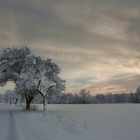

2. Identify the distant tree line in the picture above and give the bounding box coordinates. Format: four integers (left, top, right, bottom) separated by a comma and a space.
46, 87, 140, 104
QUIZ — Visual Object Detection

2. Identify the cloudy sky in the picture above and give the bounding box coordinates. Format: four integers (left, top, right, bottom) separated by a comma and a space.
0, 0, 140, 94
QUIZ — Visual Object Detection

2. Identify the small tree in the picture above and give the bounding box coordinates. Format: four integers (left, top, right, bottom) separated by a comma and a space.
79, 89, 90, 104
134, 86, 140, 103
4, 90, 16, 104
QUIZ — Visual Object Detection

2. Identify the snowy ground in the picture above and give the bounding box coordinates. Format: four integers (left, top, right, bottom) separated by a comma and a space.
0, 104, 140, 140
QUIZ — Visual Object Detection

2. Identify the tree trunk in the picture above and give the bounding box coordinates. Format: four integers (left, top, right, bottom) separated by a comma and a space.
43, 96, 46, 111
25, 95, 33, 110
26, 100, 31, 110
36, 89, 47, 111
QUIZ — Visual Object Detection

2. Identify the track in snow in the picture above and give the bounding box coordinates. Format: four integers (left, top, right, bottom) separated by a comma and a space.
7, 110, 18, 140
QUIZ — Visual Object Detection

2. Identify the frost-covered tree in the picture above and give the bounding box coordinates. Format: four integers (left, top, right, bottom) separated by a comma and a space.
0, 47, 65, 110
79, 89, 91, 104
16, 57, 65, 110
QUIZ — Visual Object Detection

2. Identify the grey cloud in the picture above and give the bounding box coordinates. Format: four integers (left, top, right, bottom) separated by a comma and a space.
0, 0, 140, 93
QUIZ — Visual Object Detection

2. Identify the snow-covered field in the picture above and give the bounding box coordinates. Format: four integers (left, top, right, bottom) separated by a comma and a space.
0, 104, 140, 140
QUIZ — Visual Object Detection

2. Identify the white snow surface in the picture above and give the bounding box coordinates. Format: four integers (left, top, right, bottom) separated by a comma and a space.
0, 103, 140, 140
